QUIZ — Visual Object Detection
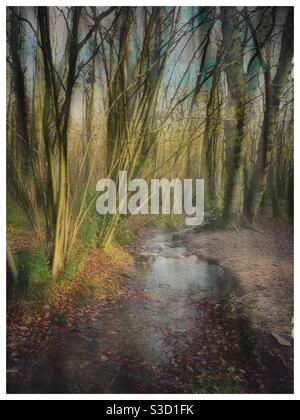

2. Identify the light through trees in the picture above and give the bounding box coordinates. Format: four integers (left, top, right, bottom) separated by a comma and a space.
7, 6, 294, 277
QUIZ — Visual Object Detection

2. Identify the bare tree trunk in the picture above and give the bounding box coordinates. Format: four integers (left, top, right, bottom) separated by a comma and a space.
221, 7, 247, 227
7, 244, 17, 300
245, 8, 293, 222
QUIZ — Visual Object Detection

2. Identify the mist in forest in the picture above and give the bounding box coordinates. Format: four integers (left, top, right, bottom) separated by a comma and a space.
6, 6, 294, 395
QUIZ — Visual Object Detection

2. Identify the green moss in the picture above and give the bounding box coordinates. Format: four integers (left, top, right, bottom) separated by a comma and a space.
15, 248, 50, 300
7, 205, 29, 230
59, 243, 88, 288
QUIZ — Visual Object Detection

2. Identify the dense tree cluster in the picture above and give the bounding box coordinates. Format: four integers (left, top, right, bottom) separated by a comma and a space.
7, 6, 294, 278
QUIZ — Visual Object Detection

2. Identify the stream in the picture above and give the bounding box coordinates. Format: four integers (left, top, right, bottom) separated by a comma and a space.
8, 233, 264, 394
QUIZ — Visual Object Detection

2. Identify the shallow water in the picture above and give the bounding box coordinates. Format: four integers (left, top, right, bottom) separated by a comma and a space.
8, 233, 228, 394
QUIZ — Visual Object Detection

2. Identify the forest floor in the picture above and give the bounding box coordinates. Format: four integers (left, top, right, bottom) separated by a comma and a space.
7, 217, 294, 394
178, 217, 294, 341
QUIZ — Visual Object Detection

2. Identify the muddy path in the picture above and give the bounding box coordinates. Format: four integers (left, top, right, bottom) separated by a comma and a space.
7, 233, 292, 394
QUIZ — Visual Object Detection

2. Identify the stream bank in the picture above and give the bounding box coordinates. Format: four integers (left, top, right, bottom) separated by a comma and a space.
7, 227, 293, 394
176, 217, 294, 393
